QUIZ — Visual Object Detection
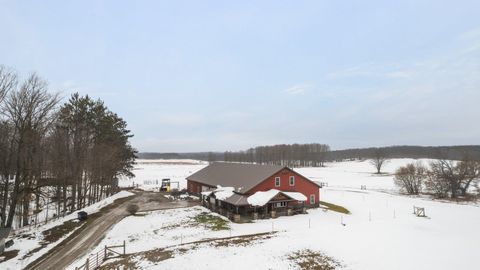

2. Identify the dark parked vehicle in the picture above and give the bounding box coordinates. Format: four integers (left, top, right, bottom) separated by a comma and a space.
77, 211, 88, 221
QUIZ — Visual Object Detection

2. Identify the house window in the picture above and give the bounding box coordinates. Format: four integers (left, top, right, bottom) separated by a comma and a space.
274, 201, 287, 208
275, 177, 281, 187
309, 194, 315, 205
289, 176, 295, 186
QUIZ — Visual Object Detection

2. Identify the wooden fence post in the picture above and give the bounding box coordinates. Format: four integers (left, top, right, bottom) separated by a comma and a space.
96, 252, 99, 267
104, 245, 107, 260
123, 240, 126, 255
86, 258, 89, 270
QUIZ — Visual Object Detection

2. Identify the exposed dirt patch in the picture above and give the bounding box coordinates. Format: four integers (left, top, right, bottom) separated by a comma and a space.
142, 249, 174, 263
288, 249, 343, 270
97, 256, 139, 269
211, 233, 274, 247
22, 220, 84, 259
97, 249, 174, 269
42, 219, 82, 243
0, 249, 20, 263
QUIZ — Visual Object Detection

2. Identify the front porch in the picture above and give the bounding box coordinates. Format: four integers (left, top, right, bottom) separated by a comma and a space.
202, 191, 307, 223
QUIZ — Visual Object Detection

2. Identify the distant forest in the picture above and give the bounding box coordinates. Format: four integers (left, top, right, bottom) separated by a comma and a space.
138, 144, 480, 166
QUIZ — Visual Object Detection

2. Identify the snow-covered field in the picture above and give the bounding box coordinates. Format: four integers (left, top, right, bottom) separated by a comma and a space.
71, 159, 479, 269
120, 159, 207, 191
1, 191, 134, 270
296, 159, 437, 192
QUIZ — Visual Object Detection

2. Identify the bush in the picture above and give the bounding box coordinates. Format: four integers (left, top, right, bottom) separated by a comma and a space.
127, 204, 139, 215
394, 162, 426, 195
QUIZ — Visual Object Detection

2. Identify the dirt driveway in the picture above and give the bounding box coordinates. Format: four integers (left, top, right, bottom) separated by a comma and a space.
24, 191, 199, 270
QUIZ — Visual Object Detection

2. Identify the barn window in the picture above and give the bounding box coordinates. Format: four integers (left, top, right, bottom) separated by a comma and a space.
289, 176, 295, 186
309, 194, 315, 204
275, 177, 281, 187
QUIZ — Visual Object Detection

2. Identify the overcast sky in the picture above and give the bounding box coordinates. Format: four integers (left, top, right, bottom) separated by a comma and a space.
1, 1, 479, 152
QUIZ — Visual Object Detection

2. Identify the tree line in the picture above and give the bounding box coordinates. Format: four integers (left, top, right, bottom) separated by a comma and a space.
223, 143, 331, 167
327, 145, 480, 161
138, 145, 480, 164
0, 66, 136, 228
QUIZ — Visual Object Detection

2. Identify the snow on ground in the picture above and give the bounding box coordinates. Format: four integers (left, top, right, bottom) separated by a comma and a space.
70, 159, 479, 269
153, 189, 480, 270
1, 191, 134, 270
296, 158, 435, 192
120, 159, 207, 191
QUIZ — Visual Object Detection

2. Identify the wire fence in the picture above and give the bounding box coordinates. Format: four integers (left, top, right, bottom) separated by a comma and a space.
75, 241, 125, 270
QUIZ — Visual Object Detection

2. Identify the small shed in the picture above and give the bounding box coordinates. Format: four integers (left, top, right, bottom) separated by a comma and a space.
0, 227, 12, 254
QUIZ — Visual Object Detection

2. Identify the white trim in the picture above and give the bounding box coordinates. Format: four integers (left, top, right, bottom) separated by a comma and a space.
309, 194, 315, 204
275, 177, 281, 187
289, 175, 295, 186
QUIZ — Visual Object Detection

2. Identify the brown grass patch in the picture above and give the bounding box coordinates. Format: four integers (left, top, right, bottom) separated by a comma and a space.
191, 212, 230, 230
319, 201, 350, 214
288, 249, 342, 270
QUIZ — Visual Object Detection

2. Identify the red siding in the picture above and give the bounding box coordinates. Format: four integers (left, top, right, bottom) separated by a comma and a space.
247, 168, 320, 205
187, 179, 215, 194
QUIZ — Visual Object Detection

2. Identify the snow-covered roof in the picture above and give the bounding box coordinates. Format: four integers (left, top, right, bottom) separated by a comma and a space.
206, 186, 308, 207
247, 189, 307, 206
247, 189, 281, 207
204, 186, 249, 206
201, 190, 214, 197
210, 186, 235, 200
282, 191, 307, 201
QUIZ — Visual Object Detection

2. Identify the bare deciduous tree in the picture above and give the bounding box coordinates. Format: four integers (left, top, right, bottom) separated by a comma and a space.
369, 148, 389, 174
425, 168, 450, 198
0, 66, 17, 105
456, 157, 480, 196
3, 73, 60, 227
394, 162, 426, 194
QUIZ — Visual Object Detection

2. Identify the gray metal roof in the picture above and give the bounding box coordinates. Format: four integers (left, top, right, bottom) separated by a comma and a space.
0, 227, 11, 239
187, 162, 284, 193
223, 193, 250, 206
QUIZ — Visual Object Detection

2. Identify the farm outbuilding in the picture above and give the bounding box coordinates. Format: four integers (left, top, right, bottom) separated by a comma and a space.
186, 162, 321, 221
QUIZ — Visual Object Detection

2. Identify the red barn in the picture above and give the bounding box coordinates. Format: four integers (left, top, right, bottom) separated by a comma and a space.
186, 162, 321, 221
